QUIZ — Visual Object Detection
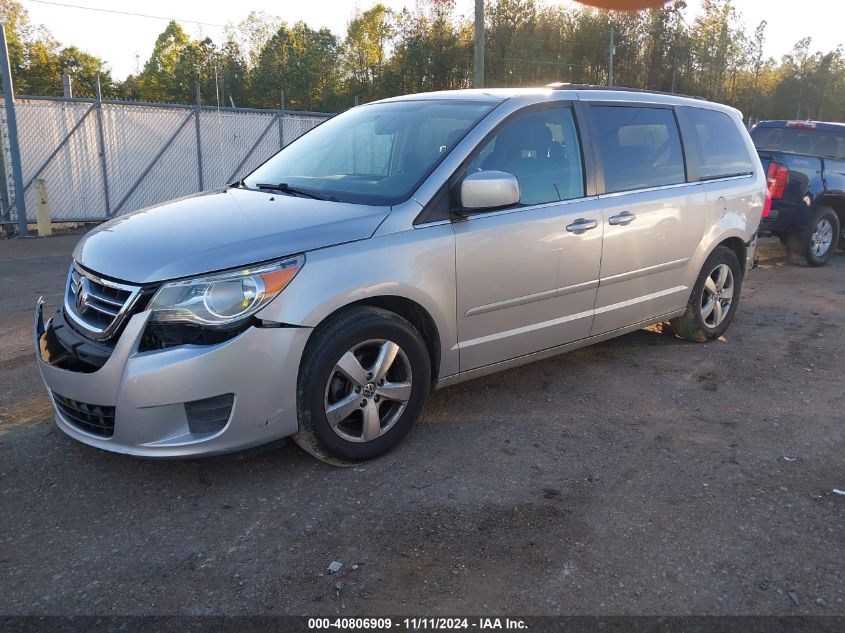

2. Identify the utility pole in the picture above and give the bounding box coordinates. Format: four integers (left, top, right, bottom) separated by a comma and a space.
608, 24, 615, 87
474, 0, 484, 88
61, 73, 73, 98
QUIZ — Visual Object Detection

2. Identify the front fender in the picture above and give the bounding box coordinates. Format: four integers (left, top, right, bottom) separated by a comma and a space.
256, 223, 459, 378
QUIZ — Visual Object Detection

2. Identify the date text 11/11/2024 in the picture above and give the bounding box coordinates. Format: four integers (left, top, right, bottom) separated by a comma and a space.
307, 617, 528, 630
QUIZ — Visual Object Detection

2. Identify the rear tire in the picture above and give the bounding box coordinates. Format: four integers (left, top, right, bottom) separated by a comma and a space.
294, 306, 430, 463
671, 246, 742, 343
787, 207, 840, 267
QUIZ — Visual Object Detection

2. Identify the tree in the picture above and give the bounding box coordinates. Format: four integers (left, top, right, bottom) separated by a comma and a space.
228, 11, 279, 70
486, 0, 538, 86
250, 21, 340, 110
0, 0, 32, 86
0, 0, 114, 96
746, 20, 767, 123
689, 0, 746, 101
781, 37, 813, 119
385, 0, 471, 94
173, 36, 216, 103
0, 0, 842, 123
138, 21, 191, 102
345, 4, 395, 101
216, 36, 248, 107
58, 46, 115, 97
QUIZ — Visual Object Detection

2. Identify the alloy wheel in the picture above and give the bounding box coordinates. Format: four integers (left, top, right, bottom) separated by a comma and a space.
700, 263, 734, 328
323, 339, 413, 443
810, 218, 834, 257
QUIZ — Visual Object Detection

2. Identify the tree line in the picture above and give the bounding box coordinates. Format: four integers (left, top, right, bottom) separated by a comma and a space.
1, 0, 843, 122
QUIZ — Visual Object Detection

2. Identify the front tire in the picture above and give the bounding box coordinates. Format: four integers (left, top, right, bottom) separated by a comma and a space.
294, 306, 430, 463
787, 207, 840, 267
671, 246, 742, 343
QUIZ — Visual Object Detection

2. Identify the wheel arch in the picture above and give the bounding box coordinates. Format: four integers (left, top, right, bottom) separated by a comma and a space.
715, 236, 747, 275
686, 230, 751, 293
814, 197, 845, 234
305, 295, 443, 387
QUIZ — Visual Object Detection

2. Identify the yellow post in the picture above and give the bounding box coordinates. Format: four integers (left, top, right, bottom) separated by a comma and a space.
34, 178, 52, 237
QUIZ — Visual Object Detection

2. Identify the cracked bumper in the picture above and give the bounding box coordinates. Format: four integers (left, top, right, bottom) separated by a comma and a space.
35, 301, 311, 458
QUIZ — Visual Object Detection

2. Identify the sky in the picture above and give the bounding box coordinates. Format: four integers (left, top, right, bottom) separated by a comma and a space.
22, 0, 845, 80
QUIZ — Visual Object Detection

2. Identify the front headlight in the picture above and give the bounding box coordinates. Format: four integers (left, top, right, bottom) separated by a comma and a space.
147, 256, 304, 327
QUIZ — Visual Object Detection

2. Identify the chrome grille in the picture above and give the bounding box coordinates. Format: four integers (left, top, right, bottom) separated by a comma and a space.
64, 264, 142, 341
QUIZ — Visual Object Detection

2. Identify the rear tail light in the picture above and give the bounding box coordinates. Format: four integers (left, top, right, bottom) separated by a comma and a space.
762, 188, 772, 218
766, 162, 788, 199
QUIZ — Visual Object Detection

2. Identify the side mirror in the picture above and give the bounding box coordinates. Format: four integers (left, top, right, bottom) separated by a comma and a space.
460, 171, 520, 211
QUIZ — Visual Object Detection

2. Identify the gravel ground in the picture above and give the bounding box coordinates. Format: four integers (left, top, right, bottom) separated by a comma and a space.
0, 234, 843, 616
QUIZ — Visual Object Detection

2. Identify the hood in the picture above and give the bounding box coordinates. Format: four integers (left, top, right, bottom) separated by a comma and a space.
73, 188, 390, 284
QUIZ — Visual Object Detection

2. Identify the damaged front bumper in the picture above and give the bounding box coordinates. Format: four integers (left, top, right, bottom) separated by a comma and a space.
34, 300, 311, 458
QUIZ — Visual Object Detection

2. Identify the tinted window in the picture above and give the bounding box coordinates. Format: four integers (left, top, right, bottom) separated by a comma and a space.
752, 126, 845, 160
592, 106, 685, 193
466, 107, 584, 205
682, 108, 754, 180
244, 100, 496, 205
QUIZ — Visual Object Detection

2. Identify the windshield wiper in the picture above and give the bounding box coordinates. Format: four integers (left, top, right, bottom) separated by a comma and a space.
255, 182, 336, 201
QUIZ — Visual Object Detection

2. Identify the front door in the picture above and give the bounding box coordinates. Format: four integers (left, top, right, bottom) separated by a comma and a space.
453, 105, 604, 371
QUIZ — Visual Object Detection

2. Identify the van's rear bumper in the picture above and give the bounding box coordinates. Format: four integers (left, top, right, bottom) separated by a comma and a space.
746, 234, 758, 274
35, 301, 311, 458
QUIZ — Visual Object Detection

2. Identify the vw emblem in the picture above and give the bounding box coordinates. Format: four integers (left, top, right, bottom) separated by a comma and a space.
75, 277, 91, 314
362, 383, 377, 398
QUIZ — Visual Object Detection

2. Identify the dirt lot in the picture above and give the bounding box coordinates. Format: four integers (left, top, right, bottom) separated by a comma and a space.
0, 234, 843, 616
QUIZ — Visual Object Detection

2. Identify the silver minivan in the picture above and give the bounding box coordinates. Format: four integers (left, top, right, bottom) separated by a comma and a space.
35, 85, 766, 462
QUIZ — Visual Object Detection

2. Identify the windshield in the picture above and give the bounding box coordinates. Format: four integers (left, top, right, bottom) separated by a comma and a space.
244, 99, 498, 205
752, 126, 845, 160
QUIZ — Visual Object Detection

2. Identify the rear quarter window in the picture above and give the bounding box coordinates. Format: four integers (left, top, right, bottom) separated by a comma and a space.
681, 108, 754, 180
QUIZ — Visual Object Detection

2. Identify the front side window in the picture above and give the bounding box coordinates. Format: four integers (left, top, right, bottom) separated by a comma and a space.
682, 107, 754, 180
465, 106, 585, 206
591, 106, 686, 194
244, 100, 496, 205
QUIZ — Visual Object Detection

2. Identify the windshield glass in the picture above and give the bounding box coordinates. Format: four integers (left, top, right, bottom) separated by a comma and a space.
752, 126, 845, 160
244, 100, 498, 205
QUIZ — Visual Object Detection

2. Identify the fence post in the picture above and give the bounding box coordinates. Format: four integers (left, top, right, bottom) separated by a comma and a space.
278, 87, 285, 150
195, 82, 204, 190
94, 76, 112, 216
0, 114, 8, 226
34, 178, 52, 236
0, 25, 27, 235
0, 68, 9, 226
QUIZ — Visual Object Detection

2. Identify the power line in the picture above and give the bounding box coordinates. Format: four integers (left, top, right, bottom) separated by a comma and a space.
24, 0, 227, 29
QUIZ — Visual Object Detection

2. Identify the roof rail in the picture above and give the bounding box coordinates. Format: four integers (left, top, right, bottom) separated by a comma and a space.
545, 82, 705, 101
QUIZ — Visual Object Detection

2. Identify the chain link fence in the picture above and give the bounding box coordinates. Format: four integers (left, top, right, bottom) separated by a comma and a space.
0, 96, 332, 226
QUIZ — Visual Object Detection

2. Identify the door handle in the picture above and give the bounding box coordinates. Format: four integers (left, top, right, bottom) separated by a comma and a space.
608, 211, 636, 226
565, 218, 598, 233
